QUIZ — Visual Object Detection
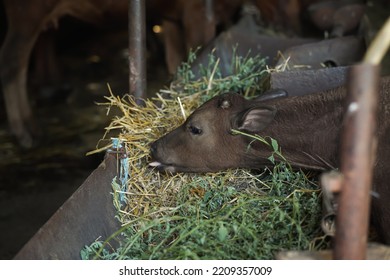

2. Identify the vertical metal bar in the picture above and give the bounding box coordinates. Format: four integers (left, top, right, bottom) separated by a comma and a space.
334, 64, 380, 259
128, 0, 146, 103
204, 0, 215, 44
205, 0, 214, 24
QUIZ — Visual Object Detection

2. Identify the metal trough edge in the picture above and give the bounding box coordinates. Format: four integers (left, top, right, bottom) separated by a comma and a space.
14, 153, 121, 260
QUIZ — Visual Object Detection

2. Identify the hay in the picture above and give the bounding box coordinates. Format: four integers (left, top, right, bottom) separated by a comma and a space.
81, 50, 330, 260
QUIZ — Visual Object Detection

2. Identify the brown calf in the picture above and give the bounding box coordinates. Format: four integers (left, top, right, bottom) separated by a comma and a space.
150, 77, 390, 244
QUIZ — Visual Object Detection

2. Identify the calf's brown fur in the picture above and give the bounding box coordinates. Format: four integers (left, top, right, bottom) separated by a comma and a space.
150, 77, 390, 244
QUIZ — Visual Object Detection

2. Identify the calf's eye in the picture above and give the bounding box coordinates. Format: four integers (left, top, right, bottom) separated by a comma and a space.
188, 125, 202, 135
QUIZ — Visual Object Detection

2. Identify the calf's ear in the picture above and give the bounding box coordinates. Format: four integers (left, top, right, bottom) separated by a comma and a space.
236, 106, 276, 133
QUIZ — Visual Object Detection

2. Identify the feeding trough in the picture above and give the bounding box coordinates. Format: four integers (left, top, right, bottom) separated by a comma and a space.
14, 153, 121, 259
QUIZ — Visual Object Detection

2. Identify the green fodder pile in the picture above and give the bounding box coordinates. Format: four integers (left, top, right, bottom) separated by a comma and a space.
81, 50, 330, 260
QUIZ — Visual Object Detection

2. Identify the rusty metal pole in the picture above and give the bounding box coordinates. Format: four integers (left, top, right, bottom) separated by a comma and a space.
128, 0, 146, 103
333, 17, 390, 260
333, 64, 379, 259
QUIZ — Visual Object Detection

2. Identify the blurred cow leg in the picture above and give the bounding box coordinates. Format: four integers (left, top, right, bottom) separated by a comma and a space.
0, 3, 44, 147
31, 30, 62, 92
162, 19, 186, 75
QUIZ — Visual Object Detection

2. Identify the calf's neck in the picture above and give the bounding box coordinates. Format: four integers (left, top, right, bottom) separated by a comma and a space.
150, 77, 390, 244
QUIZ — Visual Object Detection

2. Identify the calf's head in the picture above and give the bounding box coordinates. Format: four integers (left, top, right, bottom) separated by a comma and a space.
149, 92, 277, 173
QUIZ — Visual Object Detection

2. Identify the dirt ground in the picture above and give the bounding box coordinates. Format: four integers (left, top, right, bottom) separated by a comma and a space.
0, 2, 389, 259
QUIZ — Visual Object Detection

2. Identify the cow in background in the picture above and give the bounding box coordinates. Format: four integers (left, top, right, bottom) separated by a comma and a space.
0, 0, 336, 148
0, 0, 245, 148
0, 0, 131, 148
155, 0, 243, 74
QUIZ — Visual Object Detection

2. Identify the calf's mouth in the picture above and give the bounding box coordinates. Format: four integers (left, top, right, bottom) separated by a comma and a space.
149, 161, 178, 173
